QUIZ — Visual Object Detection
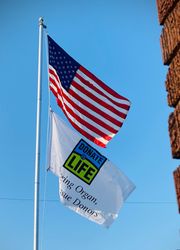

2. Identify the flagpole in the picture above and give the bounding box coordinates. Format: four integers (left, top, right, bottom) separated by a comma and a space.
33, 17, 45, 250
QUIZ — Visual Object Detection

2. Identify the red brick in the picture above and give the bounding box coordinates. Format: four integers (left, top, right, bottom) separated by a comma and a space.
165, 48, 180, 107
173, 166, 180, 213
156, 0, 179, 24
168, 101, 180, 158
160, 1, 180, 65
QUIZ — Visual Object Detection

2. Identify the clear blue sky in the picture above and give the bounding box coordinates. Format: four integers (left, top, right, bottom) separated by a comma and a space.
0, 1, 179, 250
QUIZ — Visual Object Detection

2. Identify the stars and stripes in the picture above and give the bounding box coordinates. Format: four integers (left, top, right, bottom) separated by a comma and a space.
48, 35, 131, 147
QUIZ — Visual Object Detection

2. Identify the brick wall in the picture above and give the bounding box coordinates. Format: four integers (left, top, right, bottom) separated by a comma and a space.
169, 101, 180, 158
160, 0, 180, 65
156, 0, 178, 24
156, 0, 180, 212
173, 166, 180, 213
165, 49, 180, 107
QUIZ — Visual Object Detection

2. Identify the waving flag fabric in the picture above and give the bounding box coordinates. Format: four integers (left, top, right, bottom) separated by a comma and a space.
48, 110, 135, 227
48, 35, 131, 148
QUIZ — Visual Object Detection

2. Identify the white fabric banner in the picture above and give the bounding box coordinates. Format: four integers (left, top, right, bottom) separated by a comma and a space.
48, 110, 135, 227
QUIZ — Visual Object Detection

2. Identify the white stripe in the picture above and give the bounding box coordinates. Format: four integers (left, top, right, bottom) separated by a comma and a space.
70, 84, 124, 122
49, 66, 124, 127
50, 83, 58, 93
50, 80, 112, 142
74, 76, 128, 115
50, 80, 123, 129
62, 84, 123, 129
49, 64, 60, 82
56, 93, 109, 145
49, 73, 61, 88
77, 69, 130, 106
49, 64, 130, 108
61, 92, 115, 138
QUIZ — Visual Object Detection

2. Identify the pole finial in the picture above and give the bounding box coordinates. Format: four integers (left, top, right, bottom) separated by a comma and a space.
38, 17, 47, 28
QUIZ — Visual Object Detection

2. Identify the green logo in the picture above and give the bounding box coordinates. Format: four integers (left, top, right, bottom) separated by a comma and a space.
63, 139, 107, 185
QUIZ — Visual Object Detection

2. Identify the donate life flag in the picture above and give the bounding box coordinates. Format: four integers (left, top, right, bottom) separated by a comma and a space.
48, 110, 135, 227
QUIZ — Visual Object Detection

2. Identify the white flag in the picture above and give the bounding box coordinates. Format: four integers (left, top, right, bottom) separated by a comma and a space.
48, 110, 135, 227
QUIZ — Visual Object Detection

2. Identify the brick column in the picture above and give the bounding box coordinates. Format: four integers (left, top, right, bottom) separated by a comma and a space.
156, 0, 180, 212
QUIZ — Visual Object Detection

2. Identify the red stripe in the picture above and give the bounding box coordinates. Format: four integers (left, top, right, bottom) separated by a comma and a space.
55, 97, 106, 148
80, 66, 130, 101
50, 83, 113, 140
69, 88, 122, 127
64, 93, 118, 134
50, 78, 121, 132
62, 101, 112, 141
48, 65, 129, 147
56, 96, 63, 109
72, 80, 126, 119
69, 120, 106, 148
49, 77, 59, 91
49, 68, 59, 83
50, 84, 58, 98
76, 72, 130, 110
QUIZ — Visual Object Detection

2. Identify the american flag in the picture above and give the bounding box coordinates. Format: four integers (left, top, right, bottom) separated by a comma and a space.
48, 35, 131, 148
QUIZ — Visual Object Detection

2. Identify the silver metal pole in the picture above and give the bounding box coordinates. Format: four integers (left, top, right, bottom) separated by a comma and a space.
33, 17, 44, 250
